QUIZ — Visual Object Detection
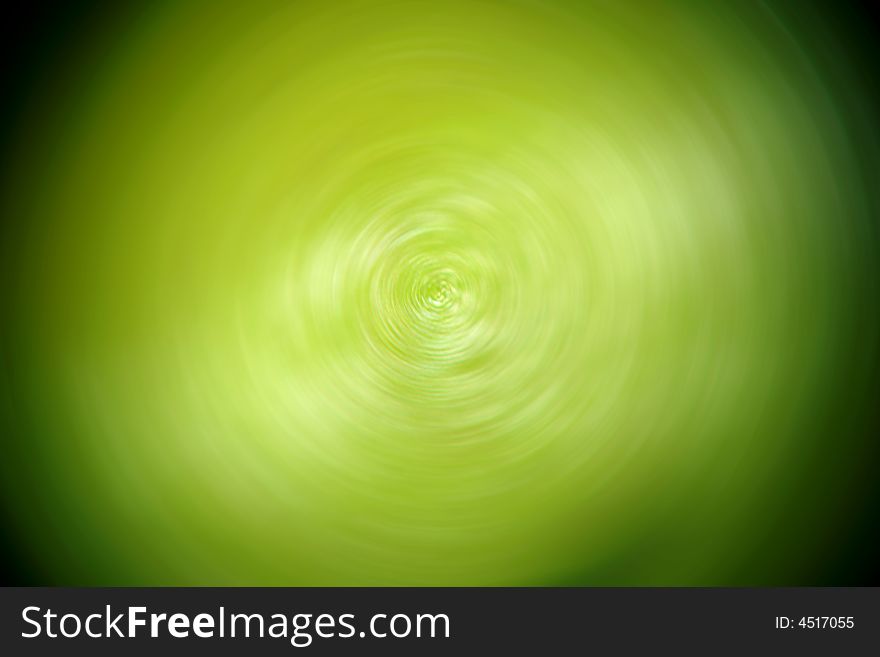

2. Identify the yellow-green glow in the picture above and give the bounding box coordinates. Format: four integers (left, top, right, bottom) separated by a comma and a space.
1, 0, 878, 584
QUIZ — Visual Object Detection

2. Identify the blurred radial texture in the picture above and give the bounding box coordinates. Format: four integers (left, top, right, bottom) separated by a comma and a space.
1, 0, 879, 585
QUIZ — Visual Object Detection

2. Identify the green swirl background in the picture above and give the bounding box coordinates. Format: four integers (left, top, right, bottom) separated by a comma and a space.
1, 0, 879, 585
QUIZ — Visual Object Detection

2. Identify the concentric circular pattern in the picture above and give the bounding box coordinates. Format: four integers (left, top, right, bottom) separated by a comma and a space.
1, 0, 878, 585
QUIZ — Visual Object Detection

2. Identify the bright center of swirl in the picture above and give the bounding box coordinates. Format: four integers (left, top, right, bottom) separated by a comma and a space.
422, 275, 456, 310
